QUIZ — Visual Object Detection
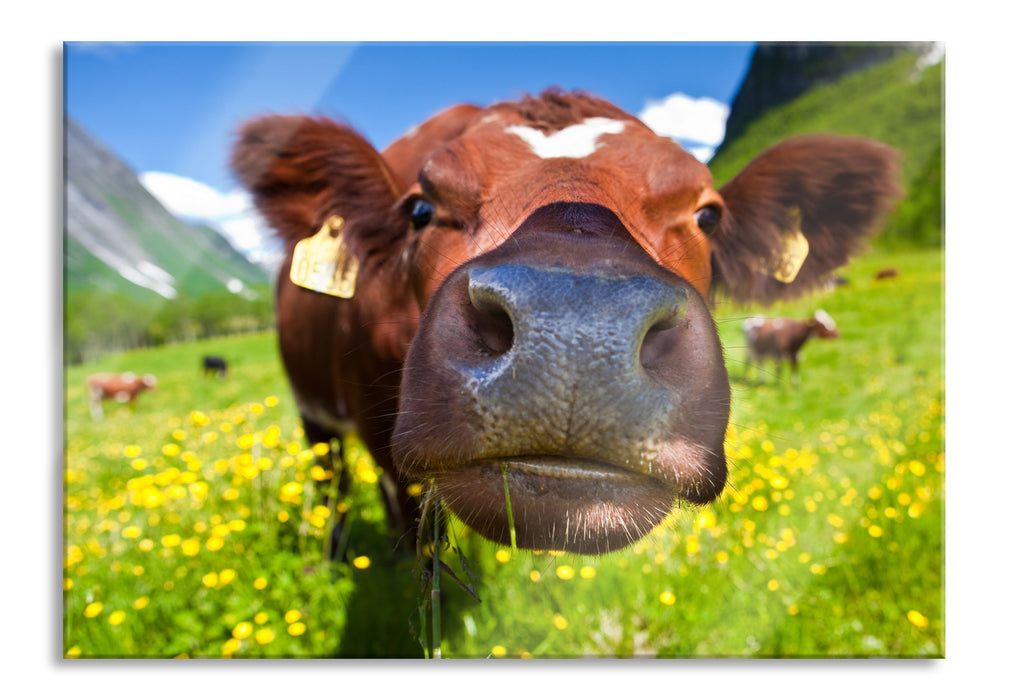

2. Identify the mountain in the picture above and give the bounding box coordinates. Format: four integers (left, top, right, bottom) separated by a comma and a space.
64, 118, 270, 301
710, 42, 944, 249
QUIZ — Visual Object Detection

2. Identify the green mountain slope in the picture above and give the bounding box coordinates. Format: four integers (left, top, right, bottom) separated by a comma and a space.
710, 48, 943, 248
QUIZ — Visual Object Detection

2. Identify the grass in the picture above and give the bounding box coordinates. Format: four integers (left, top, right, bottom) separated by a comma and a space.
62, 245, 943, 658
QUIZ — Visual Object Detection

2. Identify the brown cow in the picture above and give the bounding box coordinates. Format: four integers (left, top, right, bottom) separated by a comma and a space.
232, 89, 901, 554
742, 310, 839, 383
87, 372, 157, 419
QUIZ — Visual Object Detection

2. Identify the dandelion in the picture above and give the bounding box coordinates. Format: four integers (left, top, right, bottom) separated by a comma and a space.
767, 579, 780, 591
162, 443, 181, 458
219, 569, 237, 586
407, 483, 424, 497
579, 566, 596, 580
205, 537, 225, 552
907, 610, 929, 628
529, 570, 541, 582
132, 596, 149, 610
66, 646, 82, 658
232, 622, 253, 639
254, 612, 269, 625
265, 395, 279, 407
122, 526, 141, 539
288, 621, 307, 636
254, 577, 268, 590
751, 495, 769, 512
161, 534, 181, 548
868, 525, 884, 538
715, 551, 729, 564
108, 610, 126, 625
495, 549, 511, 563
202, 572, 219, 588
284, 610, 302, 624
491, 645, 507, 657
556, 565, 575, 580
84, 602, 103, 618
552, 614, 569, 630
908, 502, 925, 518
659, 591, 676, 606
353, 556, 371, 570
222, 638, 241, 656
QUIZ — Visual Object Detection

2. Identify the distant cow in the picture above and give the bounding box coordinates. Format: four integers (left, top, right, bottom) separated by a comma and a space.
231, 88, 900, 554
742, 310, 839, 383
202, 356, 228, 378
86, 372, 157, 419
874, 267, 899, 280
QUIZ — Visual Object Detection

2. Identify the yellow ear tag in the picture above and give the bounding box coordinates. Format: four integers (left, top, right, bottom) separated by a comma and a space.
769, 228, 809, 284
290, 215, 360, 298
757, 208, 809, 284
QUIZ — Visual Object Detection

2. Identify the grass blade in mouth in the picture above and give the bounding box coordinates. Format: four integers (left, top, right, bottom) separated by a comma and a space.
501, 463, 517, 550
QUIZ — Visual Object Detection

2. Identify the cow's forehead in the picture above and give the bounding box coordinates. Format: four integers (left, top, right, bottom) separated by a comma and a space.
419, 106, 714, 206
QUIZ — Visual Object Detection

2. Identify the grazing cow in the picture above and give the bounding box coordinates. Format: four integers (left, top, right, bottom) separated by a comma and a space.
86, 372, 157, 419
202, 355, 228, 378
742, 310, 839, 383
231, 89, 901, 554
874, 267, 899, 281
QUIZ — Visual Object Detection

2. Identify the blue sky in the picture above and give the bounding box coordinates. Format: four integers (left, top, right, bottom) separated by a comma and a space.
65, 42, 756, 261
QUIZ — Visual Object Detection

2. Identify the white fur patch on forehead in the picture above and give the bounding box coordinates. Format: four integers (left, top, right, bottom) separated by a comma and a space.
814, 309, 837, 330
505, 117, 626, 159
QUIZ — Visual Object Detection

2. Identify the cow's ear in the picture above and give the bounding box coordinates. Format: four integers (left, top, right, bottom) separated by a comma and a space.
231, 115, 407, 252
710, 135, 903, 304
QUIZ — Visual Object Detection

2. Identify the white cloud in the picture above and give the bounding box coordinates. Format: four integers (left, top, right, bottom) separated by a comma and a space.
140, 171, 277, 265
140, 171, 249, 221
637, 92, 731, 161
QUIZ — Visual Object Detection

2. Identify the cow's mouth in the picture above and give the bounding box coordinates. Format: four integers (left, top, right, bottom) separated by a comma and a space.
431, 456, 675, 554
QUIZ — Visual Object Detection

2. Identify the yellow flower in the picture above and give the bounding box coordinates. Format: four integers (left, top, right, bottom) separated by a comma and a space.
407, 483, 424, 497
868, 525, 884, 538
222, 638, 241, 656
491, 645, 507, 658
162, 443, 181, 457
767, 579, 780, 591
202, 572, 219, 588
66, 645, 82, 658
254, 577, 268, 590
108, 610, 126, 625
84, 602, 103, 618
495, 549, 511, 563
556, 565, 574, 580
288, 621, 307, 636
122, 526, 141, 539
529, 571, 541, 582
232, 622, 253, 639
219, 569, 236, 586
255, 628, 275, 645
659, 591, 676, 606
552, 614, 569, 630
907, 610, 929, 628
161, 534, 181, 548
285, 609, 302, 624
132, 596, 149, 610
715, 551, 729, 564
265, 395, 279, 407
206, 537, 224, 552
254, 612, 269, 625
827, 513, 844, 528
751, 495, 769, 512
579, 566, 596, 579
353, 556, 371, 570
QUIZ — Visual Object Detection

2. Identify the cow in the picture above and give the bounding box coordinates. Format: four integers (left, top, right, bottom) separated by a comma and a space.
202, 355, 228, 378
874, 267, 899, 281
742, 310, 839, 384
231, 89, 901, 555
86, 372, 157, 419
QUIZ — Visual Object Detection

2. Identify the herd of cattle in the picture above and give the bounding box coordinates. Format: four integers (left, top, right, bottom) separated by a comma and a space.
86, 89, 904, 556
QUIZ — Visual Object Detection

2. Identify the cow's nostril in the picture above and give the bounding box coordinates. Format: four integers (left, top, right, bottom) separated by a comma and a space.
469, 288, 515, 357
640, 308, 684, 370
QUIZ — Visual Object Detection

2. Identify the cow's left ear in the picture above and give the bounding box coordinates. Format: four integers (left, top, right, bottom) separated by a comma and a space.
710, 134, 903, 304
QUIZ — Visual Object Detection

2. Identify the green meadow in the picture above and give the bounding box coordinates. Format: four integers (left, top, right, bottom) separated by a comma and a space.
62, 245, 943, 658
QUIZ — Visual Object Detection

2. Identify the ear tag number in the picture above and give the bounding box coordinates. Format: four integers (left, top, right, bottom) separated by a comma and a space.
290, 215, 359, 298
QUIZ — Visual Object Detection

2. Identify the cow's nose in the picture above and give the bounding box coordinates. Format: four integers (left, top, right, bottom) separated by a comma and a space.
456, 263, 689, 454
466, 263, 687, 379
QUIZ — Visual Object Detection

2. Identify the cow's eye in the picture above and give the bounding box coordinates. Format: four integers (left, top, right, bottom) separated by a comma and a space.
694, 206, 721, 235
410, 200, 435, 229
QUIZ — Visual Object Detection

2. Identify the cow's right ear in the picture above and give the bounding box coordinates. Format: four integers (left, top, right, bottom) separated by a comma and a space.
231, 115, 406, 250
710, 134, 903, 304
